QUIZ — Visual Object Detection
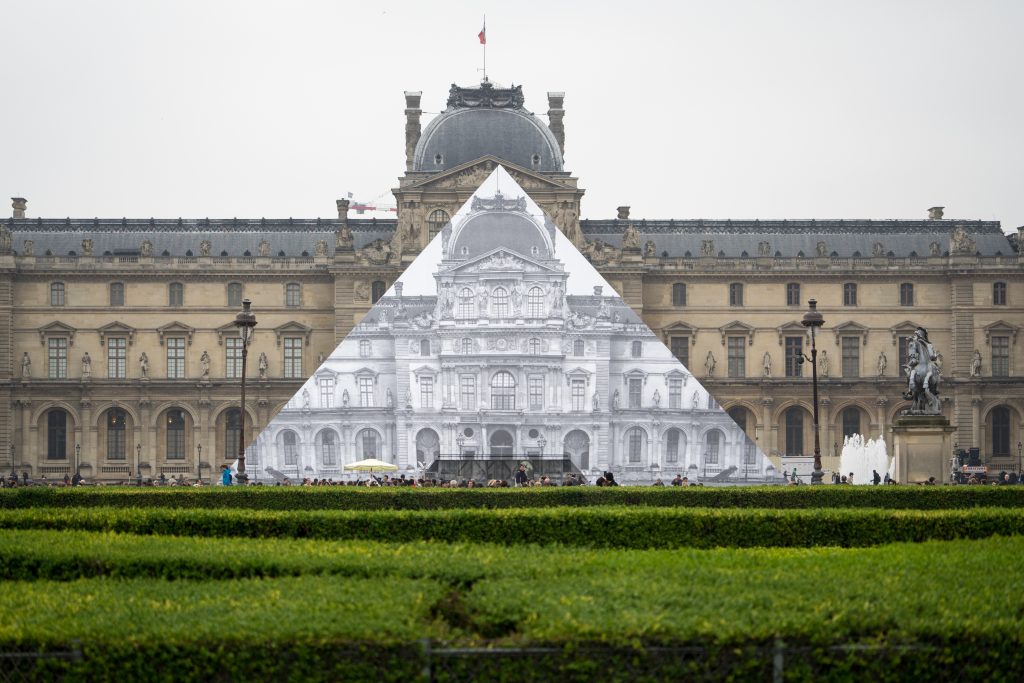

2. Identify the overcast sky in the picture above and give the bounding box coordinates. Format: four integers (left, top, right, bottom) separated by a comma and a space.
2, 1, 1021, 231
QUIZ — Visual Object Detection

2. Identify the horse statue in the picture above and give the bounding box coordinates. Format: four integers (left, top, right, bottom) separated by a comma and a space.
902, 327, 941, 414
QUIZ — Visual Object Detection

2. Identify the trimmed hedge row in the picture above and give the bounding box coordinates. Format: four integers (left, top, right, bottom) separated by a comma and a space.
1, 505, 1022, 548
3, 485, 1024, 511
2, 536, 1023, 680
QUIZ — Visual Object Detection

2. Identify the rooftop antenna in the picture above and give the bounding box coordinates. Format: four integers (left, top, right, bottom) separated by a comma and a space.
477, 16, 487, 82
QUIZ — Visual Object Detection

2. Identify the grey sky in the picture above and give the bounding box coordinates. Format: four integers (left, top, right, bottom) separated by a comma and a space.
2, 1, 1021, 232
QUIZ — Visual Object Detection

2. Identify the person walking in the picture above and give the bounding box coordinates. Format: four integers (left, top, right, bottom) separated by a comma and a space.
221, 465, 233, 486
872, 469, 881, 485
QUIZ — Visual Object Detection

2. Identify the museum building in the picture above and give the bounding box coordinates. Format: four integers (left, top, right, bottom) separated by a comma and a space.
2, 78, 1021, 482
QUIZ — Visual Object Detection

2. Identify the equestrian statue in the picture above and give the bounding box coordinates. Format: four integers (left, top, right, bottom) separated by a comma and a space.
902, 327, 941, 415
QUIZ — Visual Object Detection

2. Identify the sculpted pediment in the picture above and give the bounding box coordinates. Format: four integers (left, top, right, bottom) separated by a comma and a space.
449, 248, 555, 275
408, 156, 569, 191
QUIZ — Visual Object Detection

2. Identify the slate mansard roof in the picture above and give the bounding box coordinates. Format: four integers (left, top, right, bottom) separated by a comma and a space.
7, 216, 1012, 258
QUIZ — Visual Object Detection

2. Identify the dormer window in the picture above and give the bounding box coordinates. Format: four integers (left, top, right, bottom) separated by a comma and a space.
434, 154, 444, 165
531, 154, 541, 167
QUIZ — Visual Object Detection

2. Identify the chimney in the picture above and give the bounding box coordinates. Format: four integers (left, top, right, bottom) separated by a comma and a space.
404, 91, 423, 171
547, 92, 565, 157
336, 198, 350, 221
11, 198, 27, 219
928, 206, 945, 220
616, 206, 630, 221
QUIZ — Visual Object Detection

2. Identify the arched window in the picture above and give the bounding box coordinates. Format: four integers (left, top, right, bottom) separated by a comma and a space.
166, 409, 186, 460
672, 283, 686, 307
282, 431, 298, 466
991, 406, 1011, 456
107, 409, 127, 460
110, 282, 125, 307
50, 282, 65, 306
224, 409, 241, 462
285, 282, 302, 307
705, 430, 721, 465
168, 282, 184, 307
728, 407, 747, 434
321, 431, 337, 467
729, 283, 744, 306
626, 427, 645, 463
527, 286, 545, 318
528, 338, 541, 355
993, 282, 1007, 306
227, 283, 243, 307
785, 406, 804, 456
665, 428, 683, 463
457, 288, 475, 319
490, 371, 516, 410
842, 407, 861, 439
356, 428, 380, 459
371, 281, 386, 303
420, 339, 431, 356
46, 409, 68, 460
492, 287, 509, 318
427, 209, 449, 239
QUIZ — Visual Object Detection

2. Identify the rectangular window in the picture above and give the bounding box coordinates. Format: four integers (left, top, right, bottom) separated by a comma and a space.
529, 376, 544, 411
286, 283, 301, 307
786, 283, 801, 306
672, 283, 686, 307
843, 283, 857, 307
631, 341, 643, 358
571, 379, 585, 411
666, 430, 679, 463
841, 337, 860, 378
727, 336, 745, 378
166, 337, 186, 379
110, 283, 125, 307
670, 336, 689, 367
628, 430, 642, 463
169, 283, 184, 307
784, 336, 803, 377
573, 339, 585, 357
706, 437, 720, 465
107, 337, 126, 379
992, 336, 1010, 377
225, 338, 243, 379
729, 283, 744, 306
359, 339, 371, 358
898, 336, 912, 372
50, 283, 65, 306
460, 375, 476, 410
420, 376, 434, 408
359, 376, 374, 407
628, 378, 642, 409
320, 377, 335, 408
283, 337, 302, 379
47, 337, 68, 379
899, 283, 914, 306
669, 378, 682, 409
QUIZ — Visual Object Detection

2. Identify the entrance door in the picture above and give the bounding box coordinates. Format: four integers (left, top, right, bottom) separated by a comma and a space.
489, 429, 514, 456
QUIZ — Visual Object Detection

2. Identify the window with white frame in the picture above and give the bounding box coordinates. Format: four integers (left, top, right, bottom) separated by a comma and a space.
460, 375, 476, 410
320, 376, 335, 408
225, 338, 243, 379
359, 339, 371, 358
107, 337, 126, 379
283, 337, 303, 378
358, 376, 374, 407
457, 288, 474, 319
492, 287, 509, 318
628, 378, 642, 409
420, 376, 434, 408
321, 431, 337, 467
527, 287, 544, 318
285, 282, 301, 307
528, 376, 544, 410
727, 337, 745, 378
669, 377, 683, 409
571, 379, 585, 411
50, 282, 65, 306
992, 336, 1010, 377
166, 337, 185, 379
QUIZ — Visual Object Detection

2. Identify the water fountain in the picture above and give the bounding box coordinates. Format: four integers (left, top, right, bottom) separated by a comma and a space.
838, 434, 893, 484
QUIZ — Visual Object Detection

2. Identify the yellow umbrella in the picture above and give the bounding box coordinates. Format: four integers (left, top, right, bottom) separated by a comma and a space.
344, 458, 398, 476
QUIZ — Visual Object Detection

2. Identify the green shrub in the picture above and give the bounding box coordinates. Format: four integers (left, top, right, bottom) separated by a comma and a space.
3, 485, 1023, 511
0, 505, 1021, 548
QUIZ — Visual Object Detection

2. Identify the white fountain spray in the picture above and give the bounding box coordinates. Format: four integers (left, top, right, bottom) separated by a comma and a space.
838, 434, 892, 485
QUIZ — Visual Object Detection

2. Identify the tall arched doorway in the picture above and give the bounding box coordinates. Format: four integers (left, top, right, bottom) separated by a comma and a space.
489, 429, 514, 456
416, 428, 440, 464
563, 430, 590, 470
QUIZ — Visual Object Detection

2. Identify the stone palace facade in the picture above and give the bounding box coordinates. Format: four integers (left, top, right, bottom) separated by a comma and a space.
2, 78, 1022, 482
260, 188, 758, 482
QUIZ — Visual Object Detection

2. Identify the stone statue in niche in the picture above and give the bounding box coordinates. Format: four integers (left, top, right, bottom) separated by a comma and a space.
872, 242, 885, 257
970, 350, 982, 377
704, 351, 716, 377
20, 352, 31, 379
139, 352, 149, 379
762, 352, 772, 377
929, 241, 941, 257
81, 352, 92, 379
816, 241, 828, 257
258, 240, 271, 257
314, 240, 328, 257
140, 240, 153, 257
592, 390, 600, 411
200, 240, 212, 257
818, 350, 829, 378
644, 240, 657, 257
611, 389, 621, 410
877, 350, 887, 377
301, 389, 311, 411
692, 390, 701, 409
342, 389, 350, 408
81, 239, 93, 256
336, 224, 354, 250
701, 240, 715, 257
22, 240, 34, 257
950, 226, 976, 255
200, 350, 211, 378
758, 241, 771, 257
652, 389, 661, 408
621, 222, 641, 250
258, 352, 268, 379
387, 388, 394, 408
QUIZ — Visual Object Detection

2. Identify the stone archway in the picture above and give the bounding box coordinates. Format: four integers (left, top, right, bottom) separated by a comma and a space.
563, 429, 590, 470
489, 429, 514, 456
415, 428, 440, 465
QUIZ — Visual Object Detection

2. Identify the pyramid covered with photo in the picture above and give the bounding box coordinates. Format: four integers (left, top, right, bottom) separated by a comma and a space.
245, 167, 779, 484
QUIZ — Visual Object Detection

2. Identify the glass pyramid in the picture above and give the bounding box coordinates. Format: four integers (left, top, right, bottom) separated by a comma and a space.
245, 167, 777, 485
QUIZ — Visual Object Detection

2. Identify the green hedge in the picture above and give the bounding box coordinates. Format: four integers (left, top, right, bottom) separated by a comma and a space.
2, 535, 1022, 681
1, 505, 1022, 548
3, 485, 1024, 511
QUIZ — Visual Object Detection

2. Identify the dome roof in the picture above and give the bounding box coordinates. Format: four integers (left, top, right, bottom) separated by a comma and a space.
448, 193, 554, 261
413, 82, 564, 173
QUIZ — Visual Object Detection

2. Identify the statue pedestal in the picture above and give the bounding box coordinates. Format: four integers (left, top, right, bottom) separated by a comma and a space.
891, 415, 956, 484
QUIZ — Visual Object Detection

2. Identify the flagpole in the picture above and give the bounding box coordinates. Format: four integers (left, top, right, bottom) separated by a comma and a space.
482, 16, 487, 81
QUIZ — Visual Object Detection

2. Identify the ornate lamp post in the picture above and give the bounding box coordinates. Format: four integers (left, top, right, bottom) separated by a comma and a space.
135, 443, 142, 486
74, 443, 81, 477
800, 299, 825, 484
456, 434, 466, 456
538, 435, 547, 457
1018, 441, 1022, 475
232, 299, 257, 484
197, 444, 202, 482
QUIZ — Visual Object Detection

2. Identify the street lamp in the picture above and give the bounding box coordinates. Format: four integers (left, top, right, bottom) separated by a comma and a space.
456, 434, 465, 456
197, 444, 202, 481
75, 443, 81, 477
799, 298, 825, 484
232, 299, 257, 484
135, 443, 142, 486
1018, 441, 1022, 475
538, 435, 547, 457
